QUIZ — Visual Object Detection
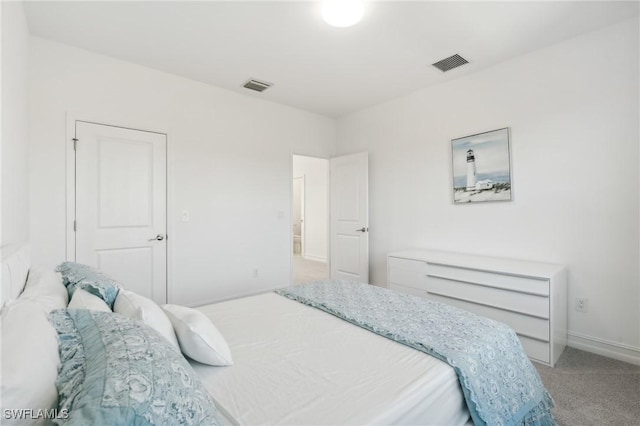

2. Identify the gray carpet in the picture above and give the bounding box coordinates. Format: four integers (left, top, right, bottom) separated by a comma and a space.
535, 347, 640, 426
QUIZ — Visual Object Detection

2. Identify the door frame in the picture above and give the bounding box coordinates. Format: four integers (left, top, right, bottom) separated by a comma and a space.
65, 112, 172, 298
292, 175, 306, 257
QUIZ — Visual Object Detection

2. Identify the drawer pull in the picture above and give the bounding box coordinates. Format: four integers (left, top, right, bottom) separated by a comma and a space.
426, 273, 549, 297
426, 290, 549, 320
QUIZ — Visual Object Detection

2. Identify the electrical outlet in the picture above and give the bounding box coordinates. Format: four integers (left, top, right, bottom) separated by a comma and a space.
576, 297, 588, 313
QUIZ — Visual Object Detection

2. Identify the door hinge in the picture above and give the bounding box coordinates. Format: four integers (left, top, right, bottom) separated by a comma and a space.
73, 138, 78, 150
73, 220, 77, 232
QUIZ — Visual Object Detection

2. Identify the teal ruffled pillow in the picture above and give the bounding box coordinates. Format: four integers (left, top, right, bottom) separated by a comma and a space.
48, 309, 222, 426
55, 262, 120, 308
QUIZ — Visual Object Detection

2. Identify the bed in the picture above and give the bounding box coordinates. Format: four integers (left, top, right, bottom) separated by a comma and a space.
191, 292, 470, 425
0, 245, 555, 426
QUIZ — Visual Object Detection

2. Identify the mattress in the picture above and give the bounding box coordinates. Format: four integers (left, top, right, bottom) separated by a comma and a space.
190, 292, 471, 425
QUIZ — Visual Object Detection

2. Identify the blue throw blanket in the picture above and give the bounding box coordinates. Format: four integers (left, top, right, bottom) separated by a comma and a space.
276, 279, 556, 426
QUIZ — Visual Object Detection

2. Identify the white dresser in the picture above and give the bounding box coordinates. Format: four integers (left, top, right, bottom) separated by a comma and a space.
387, 250, 567, 367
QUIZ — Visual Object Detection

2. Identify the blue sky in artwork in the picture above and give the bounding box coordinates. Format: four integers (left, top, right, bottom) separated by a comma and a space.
452, 128, 511, 183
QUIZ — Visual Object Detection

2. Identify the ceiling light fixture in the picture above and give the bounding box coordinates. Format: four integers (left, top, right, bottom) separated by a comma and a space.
322, 0, 364, 28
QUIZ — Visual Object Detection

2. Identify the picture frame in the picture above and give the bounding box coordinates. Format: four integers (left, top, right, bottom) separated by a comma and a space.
451, 127, 512, 204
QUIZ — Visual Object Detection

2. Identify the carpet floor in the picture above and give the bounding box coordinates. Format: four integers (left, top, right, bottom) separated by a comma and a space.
535, 347, 640, 426
293, 254, 329, 284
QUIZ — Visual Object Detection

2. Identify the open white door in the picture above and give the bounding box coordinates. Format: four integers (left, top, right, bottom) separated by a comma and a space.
330, 152, 369, 282
74, 121, 167, 303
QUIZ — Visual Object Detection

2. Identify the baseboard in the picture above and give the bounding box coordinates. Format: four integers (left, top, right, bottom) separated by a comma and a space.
303, 254, 327, 263
567, 331, 640, 366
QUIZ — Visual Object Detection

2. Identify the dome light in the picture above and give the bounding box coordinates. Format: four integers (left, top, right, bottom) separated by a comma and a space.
322, 0, 364, 28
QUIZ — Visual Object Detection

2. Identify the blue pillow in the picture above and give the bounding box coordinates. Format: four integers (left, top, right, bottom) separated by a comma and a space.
49, 309, 222, 426
55, 262, 120, 308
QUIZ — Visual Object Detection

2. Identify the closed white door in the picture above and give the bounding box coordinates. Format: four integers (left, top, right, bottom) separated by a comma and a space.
75, 121, 167, 303
330, 152, 369, 282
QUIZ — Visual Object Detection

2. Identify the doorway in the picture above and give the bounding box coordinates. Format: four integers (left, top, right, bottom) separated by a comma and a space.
292, 155, 329, 284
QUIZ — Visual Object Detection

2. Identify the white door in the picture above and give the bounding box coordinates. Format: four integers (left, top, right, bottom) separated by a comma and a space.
330, 152, 369, 282
74, 121, 167, 303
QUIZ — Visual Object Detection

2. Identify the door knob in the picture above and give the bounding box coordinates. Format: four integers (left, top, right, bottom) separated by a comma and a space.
148, 234, 165, 241
355, 227, 368, 233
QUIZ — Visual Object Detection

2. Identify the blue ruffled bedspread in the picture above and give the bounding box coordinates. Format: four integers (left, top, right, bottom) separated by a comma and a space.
276, 279, 556, 426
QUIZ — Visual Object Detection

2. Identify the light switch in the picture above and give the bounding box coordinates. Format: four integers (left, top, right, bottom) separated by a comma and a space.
181, 210, 190, 222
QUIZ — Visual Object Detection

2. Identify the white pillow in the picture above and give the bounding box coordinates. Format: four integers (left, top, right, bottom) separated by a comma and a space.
162, 304, 233, 366
68, 288, 111, 312
1, 300, 60, 425
23, 268, 61, 290
114, 290, 179, 348
19, 268, 68, 311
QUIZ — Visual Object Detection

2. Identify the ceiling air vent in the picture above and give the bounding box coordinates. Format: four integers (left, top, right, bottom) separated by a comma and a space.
243, 79, 273, 92
432, 54, 469, 72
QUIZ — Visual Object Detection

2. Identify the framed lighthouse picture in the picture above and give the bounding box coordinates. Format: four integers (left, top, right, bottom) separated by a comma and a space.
451, 127, 512, 204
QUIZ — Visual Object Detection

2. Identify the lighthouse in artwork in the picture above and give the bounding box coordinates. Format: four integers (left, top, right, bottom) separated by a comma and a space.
466, 149, 477, 190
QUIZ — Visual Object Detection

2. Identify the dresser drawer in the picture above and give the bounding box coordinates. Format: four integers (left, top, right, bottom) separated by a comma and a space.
426, 263, 549, 296
519, 336, 550, 364
426, 276, 549, 319
388, 257, 426, 289
426, 293, 550, 342
389, 283, 428, 299
389, 257, 426, 272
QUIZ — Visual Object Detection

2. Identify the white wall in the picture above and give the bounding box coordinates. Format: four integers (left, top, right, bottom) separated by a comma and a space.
293, 155, 328, 262
336, 18, 640, 363
29, 37, 335, 306
1, 1, 30, 246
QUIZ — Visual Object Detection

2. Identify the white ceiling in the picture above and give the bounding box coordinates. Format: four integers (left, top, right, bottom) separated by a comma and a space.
23, 1, 639, 118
